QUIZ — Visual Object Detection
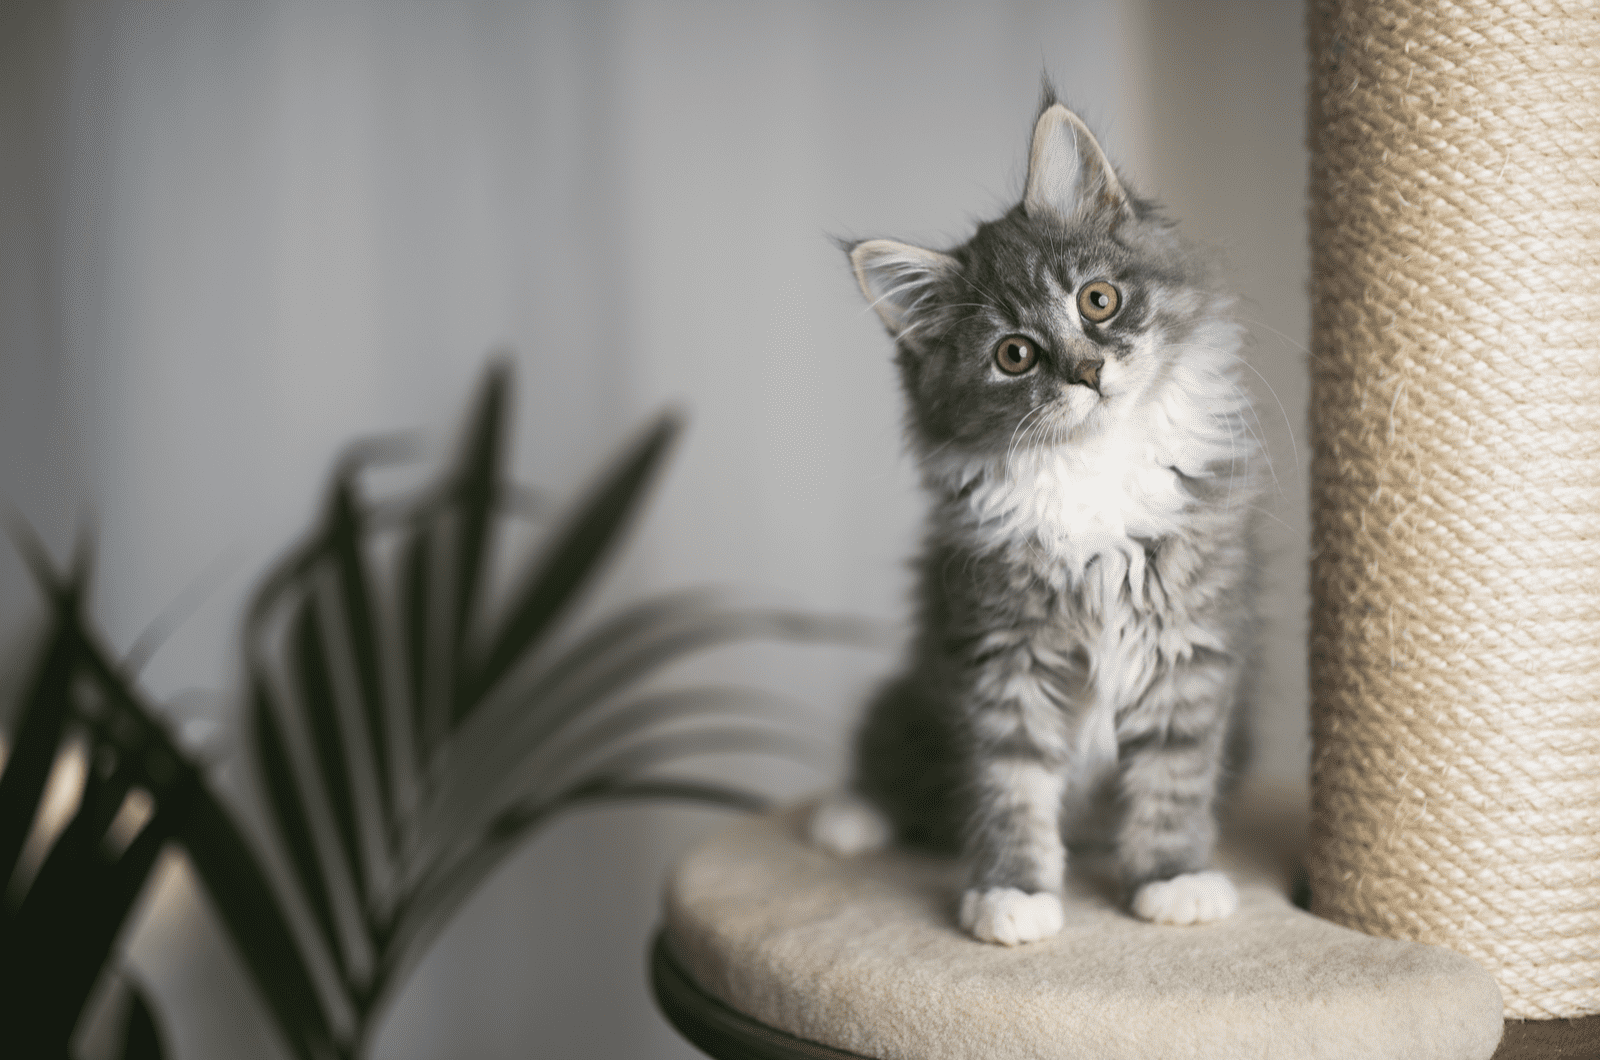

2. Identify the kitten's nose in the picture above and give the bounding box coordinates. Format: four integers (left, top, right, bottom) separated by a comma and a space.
1069, 357, 1104, 392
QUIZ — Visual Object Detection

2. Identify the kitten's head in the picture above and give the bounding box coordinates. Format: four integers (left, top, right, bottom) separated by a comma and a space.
849, 93, 1236, 464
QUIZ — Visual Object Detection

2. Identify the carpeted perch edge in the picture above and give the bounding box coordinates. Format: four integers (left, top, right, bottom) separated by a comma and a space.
1306, 0, 1600, 1020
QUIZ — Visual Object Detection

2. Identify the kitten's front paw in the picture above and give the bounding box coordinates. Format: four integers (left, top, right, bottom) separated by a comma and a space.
808, 793, 892, 855
959, 888, 1064, 946
1131, 870, 1238, 926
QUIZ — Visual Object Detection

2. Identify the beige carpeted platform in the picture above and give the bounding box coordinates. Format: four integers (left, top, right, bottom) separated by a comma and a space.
663, 792, 1504, 1060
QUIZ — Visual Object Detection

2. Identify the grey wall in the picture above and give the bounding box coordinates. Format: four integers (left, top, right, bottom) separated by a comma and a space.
0, 2, 1308, 1057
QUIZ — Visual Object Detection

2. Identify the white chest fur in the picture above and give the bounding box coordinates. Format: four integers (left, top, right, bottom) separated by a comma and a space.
931, 421, 1229, 773
951, 425, 1191, 591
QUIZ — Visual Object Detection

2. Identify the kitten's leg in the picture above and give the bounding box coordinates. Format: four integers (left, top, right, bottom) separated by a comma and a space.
1116, 658, 1238, 926
960, 757, 1068, 945
958, 666, 1072, 945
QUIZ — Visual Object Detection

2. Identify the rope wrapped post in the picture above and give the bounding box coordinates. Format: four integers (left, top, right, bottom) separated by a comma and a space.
1307, 0, 1600, 1020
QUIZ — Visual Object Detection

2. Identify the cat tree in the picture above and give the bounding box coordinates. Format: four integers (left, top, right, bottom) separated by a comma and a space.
652, 2, 1596, 1057
1305, 0, 1600, 1024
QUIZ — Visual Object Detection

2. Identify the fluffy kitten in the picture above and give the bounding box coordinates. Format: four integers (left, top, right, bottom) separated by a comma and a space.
811, 91, 1260, 945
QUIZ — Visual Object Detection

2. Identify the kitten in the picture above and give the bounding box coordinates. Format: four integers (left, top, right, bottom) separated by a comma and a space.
811, 90, 1261, 945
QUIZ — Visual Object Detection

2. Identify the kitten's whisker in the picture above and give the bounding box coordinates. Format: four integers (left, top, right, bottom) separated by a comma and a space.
1166, 342, 1301, 476
1021, 423, 1057, 569
1005, 410, 1062, 571
1213, 379, 1281, 502
1007, 401, 1053, 467
1226, 409, 1267, 507
1236, 314, 1323, 365
1243, 503, 1295, 534
1236, 384, 1277, 470
961, 274, 1011, 312
1030, 406, 1056, 457
960, 273, 999, 302
1235, 390, 1288, 503
1220, 400, 1240, 513
929, 315, 972, 347
1189, 360, 1281, 506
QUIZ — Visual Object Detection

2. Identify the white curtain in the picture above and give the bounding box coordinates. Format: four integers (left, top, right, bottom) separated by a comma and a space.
0, 2, 1308, 1057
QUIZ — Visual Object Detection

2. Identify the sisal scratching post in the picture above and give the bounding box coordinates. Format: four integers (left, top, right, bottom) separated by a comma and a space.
1307, 0, 1600, 1020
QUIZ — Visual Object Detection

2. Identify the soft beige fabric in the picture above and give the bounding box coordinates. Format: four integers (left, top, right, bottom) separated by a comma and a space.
664, 791, 1503, 1060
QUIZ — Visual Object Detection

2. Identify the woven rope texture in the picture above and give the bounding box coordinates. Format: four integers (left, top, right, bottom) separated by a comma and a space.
1306, 0, 1600, 1019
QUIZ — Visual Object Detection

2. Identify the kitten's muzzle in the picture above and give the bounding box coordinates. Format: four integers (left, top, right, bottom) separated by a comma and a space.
1067, 357, 1104, 393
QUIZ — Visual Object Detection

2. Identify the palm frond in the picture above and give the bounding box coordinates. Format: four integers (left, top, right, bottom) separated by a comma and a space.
214, 363, 883, 1058
400, 522, 446, 771
252, 675, 350, 982
4, 362, 880, 1060
408, 686, 825, 898
121, 985, 166, 1060
0, 534, 330, 1060
178, 791, 337, 1060
413, 605, 867, 874
447, 361, 508, 675
65, 587, 338, 1060
329, 480, 393, 834
0, 526, 83, 899
465, 410, 682, 707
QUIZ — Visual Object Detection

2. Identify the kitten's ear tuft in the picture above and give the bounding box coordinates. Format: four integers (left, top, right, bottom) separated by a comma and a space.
1035, 74, 1061, 117
849, 239, 959, 344
1023, 104, 1133, 226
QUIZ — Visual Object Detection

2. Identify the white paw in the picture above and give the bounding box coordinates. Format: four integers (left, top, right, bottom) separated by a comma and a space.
959, 888, 1064, 946
1131, 870, 1238, 926
808, 793, 893, 855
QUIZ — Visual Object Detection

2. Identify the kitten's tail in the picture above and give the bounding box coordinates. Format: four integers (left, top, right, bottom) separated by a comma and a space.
809, 791, 893, 856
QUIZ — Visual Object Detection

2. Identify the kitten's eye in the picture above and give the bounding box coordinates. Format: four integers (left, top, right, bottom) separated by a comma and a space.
1078, 280, 1121, 323
994, 335, 1039, 375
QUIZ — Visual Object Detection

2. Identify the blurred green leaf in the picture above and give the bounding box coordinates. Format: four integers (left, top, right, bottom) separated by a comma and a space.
517, 685, 814, 786
8, 747, 179, 1046
289, 593, 370, 918
449, 362, 508, 673
401, 524, 442, 771
180, 791, 336, 1060
253, 675, 349, 981
414, 678, 826, 885
368, 769, 776, 1024
121, 985, 166, 1060
466, 411, 682, 708
534, 727, 818, 810
0, 580, 78, 905
422, 602, 871, 864
330, 480, 393, 832
211, 363, 880, 1058
0, 538, 330, 1060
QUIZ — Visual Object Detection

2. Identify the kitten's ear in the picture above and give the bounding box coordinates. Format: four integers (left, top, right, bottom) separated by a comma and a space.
1023, 104, 1133, 225
850, 239, 959, 344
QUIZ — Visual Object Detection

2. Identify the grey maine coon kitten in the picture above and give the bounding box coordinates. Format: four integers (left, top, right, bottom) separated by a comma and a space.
810, 91, 1261, 945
